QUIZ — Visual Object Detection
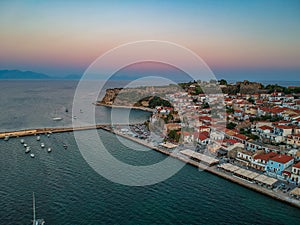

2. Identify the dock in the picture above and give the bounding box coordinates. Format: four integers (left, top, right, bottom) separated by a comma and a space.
0, 123, 140, 139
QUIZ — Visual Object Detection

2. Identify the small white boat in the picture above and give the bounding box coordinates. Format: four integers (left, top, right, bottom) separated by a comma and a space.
36, 136, 40, 141
25, 147, 31, 153
41, 143, 45, 148
52, 117, 63, 121
4, 136, 9, 141
20, 139, 25, 144
47, 134, 50, 138
24, 143, 28, 148
30, 153, 35, 158
32, 193, 45, 225
47, 147, 52, 153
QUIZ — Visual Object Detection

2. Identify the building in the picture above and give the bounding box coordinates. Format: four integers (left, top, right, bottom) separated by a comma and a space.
257, 125, 273, 134
236, 149, 255, 166
273, 125, 293, 137
287, 134, 300, 147
266, 154, 294, 176
251, 152, 278, 171
291, 162, 300, 185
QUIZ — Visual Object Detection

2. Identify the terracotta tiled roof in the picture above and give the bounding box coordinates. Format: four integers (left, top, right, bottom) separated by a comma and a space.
293, 162, 300, 169
270, 154, 293, 164
254, 152, 277, 161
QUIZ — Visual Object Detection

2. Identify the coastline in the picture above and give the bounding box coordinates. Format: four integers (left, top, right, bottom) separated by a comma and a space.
101, 126, 300, 209
1, 124, 300, 209
95, 102, 154, 112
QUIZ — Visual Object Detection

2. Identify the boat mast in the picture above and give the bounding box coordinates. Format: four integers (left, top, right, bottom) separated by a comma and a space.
32, 192, 36, 225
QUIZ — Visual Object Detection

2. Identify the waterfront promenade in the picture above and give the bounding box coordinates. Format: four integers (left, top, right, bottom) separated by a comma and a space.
1, 124, 300, 209
102, 126, 300, 209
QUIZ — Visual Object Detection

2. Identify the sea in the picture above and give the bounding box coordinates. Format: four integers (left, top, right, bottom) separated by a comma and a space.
0, 80, 300, 225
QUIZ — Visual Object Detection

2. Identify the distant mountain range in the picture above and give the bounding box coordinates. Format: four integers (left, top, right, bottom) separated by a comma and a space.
0, 70, 82, 80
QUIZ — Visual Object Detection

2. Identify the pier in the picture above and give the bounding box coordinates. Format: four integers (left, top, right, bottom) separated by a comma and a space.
0, 123, 141, 139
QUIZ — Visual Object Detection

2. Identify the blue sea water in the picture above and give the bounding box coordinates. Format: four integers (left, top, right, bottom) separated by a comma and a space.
0, 80, 299, 224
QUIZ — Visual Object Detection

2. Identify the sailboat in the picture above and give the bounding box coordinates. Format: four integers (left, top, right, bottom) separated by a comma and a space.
32, 192, 45, 225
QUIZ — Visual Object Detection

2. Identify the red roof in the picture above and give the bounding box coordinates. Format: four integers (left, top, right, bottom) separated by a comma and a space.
223, 139, 238, 144
198, 125, 210, 129
234, 133, 248, 140
198, 134, 209, 141
276, 125, 293, 129
254, 152, 277, 161
270, 154, 294, 164
259, 125, 273, 130
293, 162, 300, 169
199, 116, 212, 121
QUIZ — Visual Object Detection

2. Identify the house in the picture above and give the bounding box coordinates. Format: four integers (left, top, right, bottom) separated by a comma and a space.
232, 133, 248, 144
163, 123, 181, 135
291, 162, 300, 185
273, 125, 293, 137
251, 152, 278, 171
197, 125, 210, 133
266, 154, 294, 176
177, 131, 193, 143
257, 125, 273, 134
261, 132, 285, 144
236, 149, 255, 166
245, 141, 263, 152
287, 134, 300, 147
194, 131, 209, 145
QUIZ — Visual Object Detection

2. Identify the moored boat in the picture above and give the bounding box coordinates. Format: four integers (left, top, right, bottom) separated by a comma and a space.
52, 117, 63, 121
25, 147, 31, 153
30, 153, 35, 158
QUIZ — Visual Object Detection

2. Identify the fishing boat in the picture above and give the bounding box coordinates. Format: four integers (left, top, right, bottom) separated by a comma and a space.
63, 143, 68, 149
30, 153, 35, 158
32, 193, 45, 225
20, 139, 25, 144
4, 135, 9, 141
40, 143, 45, 148
25, 147, 31, 153
47, 147, 52, 153
24, 143, 28, 148
36, 136, 40, 141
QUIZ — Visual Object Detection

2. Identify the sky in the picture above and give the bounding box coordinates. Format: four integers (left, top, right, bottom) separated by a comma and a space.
0, 0, 300, 81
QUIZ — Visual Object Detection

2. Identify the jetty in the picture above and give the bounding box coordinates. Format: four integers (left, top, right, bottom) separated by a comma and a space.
0, 123, 140, 139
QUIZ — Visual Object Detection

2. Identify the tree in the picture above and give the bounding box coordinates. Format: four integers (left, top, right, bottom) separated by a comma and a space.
168, 130, 180, 142
226, 122, 237, 130
219, 79, 227, 85
247, 97, 255, 104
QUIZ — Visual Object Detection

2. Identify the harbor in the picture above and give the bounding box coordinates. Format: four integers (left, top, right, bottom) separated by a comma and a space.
104, 126, 300, 209
1, 122, 300, 224
1, 123, 300, 210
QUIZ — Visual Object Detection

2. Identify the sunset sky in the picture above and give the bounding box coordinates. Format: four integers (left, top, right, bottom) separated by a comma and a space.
0, 0, 300, 80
